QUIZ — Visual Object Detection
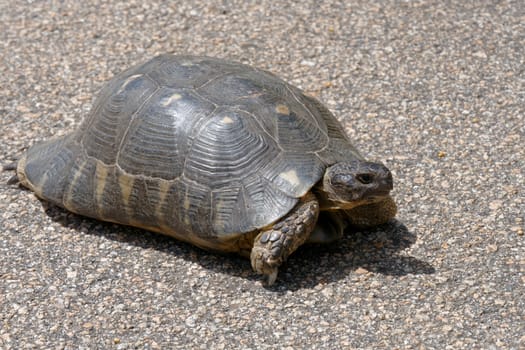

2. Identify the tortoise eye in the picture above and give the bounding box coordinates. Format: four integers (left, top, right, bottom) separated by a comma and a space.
356, 173, 374, 184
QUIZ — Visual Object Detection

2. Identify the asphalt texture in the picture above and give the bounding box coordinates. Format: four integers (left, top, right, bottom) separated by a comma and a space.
1, 1, 523, 349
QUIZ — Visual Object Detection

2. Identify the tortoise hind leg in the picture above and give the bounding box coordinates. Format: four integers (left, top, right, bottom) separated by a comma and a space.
2, 161, 18, 171
3, 161, 19, 185
251, 192, 319, 285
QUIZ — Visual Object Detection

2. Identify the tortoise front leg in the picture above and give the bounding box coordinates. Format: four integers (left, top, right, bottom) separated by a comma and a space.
250, 192, 319, 285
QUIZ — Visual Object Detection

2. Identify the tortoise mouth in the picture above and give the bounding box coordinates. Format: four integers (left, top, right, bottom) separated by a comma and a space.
347, 189, 392, 204
321, 193, 391, 211
364, 191, 391, 201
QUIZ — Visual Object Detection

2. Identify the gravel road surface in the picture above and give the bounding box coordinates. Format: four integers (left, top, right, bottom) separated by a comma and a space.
1, 1, 523, 349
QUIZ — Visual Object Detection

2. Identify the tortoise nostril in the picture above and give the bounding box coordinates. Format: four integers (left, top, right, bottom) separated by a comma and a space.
356, 173, 373, 184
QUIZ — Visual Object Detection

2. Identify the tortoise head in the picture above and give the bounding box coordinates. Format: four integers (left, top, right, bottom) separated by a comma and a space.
318, 161, 394, 210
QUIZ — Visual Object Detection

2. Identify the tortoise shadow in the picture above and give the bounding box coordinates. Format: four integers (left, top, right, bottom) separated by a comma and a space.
42, 201, 434, 292
274, 220, 435, 291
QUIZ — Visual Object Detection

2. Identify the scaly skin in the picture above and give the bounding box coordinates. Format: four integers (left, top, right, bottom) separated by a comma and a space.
251, 192, 319, 285
344, 196, 397, 228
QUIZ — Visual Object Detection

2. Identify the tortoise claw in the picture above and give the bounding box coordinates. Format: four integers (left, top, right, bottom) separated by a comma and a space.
265, 269, 278, 286
251, 245, 281, 285
6, 174, 19, 185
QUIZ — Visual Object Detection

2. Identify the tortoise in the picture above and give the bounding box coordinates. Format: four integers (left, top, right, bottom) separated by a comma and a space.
6, 55, 396, 285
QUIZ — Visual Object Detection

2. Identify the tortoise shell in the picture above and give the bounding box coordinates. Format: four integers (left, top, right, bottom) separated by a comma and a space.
18, 55, 363, 251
